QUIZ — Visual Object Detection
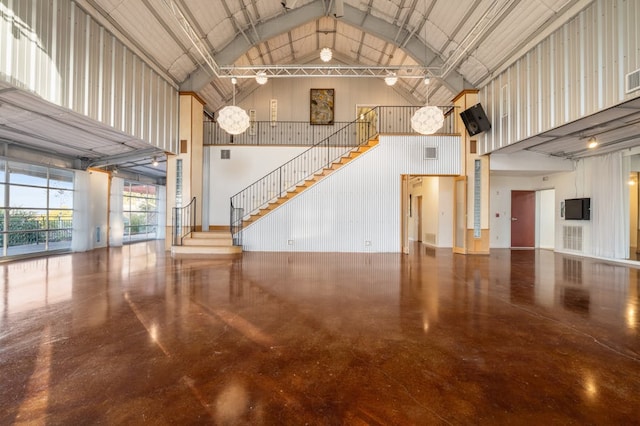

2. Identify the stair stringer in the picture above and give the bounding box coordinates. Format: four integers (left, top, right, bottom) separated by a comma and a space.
240, 134, 462, 252
240, 138, 379, 229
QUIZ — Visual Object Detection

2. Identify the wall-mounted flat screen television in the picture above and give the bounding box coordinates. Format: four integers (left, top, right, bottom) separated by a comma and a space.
565, 198, 590, 220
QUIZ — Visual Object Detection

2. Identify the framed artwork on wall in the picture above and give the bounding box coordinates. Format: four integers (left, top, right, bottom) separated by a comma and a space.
310, 88, 334, 125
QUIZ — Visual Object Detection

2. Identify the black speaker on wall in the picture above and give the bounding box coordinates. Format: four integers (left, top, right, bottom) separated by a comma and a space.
460, 103, 491, 136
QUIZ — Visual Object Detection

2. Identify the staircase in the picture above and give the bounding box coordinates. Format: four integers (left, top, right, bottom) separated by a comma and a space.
171, 230, 242, 257
241, 137, 379, 228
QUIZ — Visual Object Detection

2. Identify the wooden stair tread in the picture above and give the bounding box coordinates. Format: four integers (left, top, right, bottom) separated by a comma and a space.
172, 230, 241, 257
240, 138, 378, 230
191, 231, 232, 239
171, 245, 242, 256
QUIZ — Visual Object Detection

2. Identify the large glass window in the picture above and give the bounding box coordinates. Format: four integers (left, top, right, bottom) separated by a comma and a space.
0, 160, 74, 257
123, 181, 159, 243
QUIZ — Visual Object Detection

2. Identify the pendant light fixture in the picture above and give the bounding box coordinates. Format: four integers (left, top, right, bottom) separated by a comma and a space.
218, 77, 250, 135
411, 27, 444, 135
411, 77, 444, 134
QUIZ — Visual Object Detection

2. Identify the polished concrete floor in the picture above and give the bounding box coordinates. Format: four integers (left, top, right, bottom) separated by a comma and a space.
1, 242, 639, 425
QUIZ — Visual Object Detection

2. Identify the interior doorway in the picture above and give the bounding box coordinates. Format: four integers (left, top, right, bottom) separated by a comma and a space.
511, 190, 535, 248
401, 175, 454, 253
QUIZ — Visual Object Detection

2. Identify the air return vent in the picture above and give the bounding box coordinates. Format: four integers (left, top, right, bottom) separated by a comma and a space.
424, 147, 438, 160
221, 149, 230, 159
562, 226, 583, 251
626, 68, 640, 93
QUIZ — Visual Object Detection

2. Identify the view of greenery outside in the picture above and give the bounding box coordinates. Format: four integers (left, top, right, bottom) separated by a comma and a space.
123, 181, 159, 243
0, 161, 74, 257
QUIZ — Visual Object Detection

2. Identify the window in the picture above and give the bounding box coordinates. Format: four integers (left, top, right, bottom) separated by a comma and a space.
123, 181, 159, 243
0, 160, 74, 257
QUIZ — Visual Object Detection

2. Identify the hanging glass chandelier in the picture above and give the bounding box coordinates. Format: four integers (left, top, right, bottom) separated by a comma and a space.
411, 30, 444, 135
218, 77, 250, 135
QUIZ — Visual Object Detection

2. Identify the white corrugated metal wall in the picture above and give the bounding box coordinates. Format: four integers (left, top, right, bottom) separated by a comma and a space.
241, 135, 461, 252
479, 0, 640, 154
0, 0, 179, 153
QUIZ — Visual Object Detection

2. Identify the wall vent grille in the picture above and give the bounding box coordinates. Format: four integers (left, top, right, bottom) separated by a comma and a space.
626, 68, 640, 93
424, 147, 438, 159
221, 149, 231, 159
562, 226, 583, 251
424, 233, 436, 245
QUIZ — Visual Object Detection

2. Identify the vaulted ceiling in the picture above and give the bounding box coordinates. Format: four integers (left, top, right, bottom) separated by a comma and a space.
1, 0, 604, 179
78, 0, 591, 111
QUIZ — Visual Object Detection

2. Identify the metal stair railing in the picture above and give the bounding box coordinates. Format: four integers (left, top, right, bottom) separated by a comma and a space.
228, 105, 453, 245
229, 107, 381, 241
172, 197, 196, 246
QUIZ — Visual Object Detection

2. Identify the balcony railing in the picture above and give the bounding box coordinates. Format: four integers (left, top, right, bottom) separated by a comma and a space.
205, 120, 352, 146
207, 106, 456, 146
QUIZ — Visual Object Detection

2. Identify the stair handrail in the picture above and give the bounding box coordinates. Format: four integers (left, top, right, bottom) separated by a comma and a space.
172, 196, 196, 246
229, 107, 383, 238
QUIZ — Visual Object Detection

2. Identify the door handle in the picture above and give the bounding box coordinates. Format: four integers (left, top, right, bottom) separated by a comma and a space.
511, 217, 518, 221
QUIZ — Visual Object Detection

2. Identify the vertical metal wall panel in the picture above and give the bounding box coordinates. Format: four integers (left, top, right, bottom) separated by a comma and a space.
479, 0, 640, 155
0, 0, 179, 153
241, 135, 461, 252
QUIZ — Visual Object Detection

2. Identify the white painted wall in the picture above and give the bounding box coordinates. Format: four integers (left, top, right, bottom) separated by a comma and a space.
90, 171, 109, 248
236, 77, 412, 122
438, 178, 454, 248
537, 189, 555, 249
240, 135, 461, 252
73, 170, 109, 251
207, 146, 307, 225
489, 175, 538, 248
490, 154, 633, 258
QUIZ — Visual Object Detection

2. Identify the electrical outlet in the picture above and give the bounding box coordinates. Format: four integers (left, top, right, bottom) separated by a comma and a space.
288, 240, 294, 245
365, 241, 371, 246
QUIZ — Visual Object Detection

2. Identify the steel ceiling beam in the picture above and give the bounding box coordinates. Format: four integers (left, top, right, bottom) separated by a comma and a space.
217, 64, 438, 79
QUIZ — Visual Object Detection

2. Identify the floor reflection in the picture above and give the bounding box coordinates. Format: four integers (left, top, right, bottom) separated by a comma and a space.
0, 242, 638, 424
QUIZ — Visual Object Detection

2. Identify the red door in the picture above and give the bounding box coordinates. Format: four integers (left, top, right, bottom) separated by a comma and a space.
511, 191, 535, 248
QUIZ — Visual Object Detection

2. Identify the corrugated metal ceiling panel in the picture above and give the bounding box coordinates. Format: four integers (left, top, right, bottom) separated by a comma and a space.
102, 1, 185, 69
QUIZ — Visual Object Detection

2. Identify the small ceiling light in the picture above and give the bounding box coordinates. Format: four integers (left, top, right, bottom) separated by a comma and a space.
424, 76, 431, 85
152, 157, 159, 167
587, 137, 598, 149
320, 47, 332, 62
255, 71, 268, 85
384, 72, 398, 86
231, 77, 238, 85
